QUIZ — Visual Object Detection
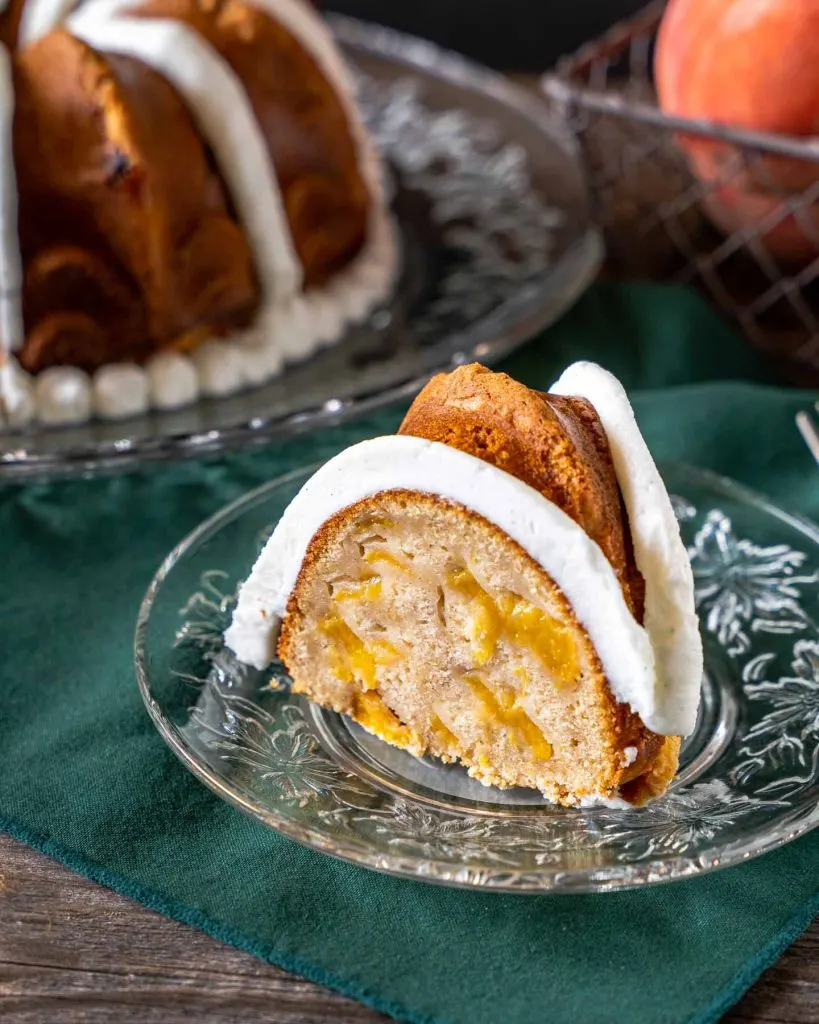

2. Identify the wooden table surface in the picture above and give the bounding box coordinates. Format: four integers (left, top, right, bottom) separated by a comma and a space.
0, 831, 817, 1023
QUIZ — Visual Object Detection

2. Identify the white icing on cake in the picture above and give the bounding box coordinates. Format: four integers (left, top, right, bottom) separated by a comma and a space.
224, 433, 678, 732
35, 365, 91, 425
550, 361, 703, 737
235, 332, 284, 385
145, 351, 198, 410
244, 0, 385, 209
0, 354, 35, 426
67, 9, 303, 317
0, 45, 23, 354
18, 0, 78, 44
92, 363, 149, 419
190, 339, 245, 397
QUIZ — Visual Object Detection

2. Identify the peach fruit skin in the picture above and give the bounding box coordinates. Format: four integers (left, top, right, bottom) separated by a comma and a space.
655, 0, 819, 262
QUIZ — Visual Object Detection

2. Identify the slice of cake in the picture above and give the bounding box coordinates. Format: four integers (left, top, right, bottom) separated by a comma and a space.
225, 362, 703, 806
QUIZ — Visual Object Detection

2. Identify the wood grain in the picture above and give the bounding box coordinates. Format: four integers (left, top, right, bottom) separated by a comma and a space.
0, 833, 817, 1023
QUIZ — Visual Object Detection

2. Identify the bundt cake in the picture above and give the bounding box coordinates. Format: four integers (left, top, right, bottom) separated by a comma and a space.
225, 362, 703, 807
0, 0, 396, 428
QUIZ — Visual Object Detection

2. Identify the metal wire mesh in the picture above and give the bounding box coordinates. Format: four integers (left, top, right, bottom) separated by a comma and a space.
541, 0, 819, 383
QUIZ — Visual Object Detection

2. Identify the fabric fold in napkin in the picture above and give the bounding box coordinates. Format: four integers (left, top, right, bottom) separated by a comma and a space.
1, 282, 817, 1024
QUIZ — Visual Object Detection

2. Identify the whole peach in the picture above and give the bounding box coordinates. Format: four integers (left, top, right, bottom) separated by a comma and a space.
655, 0, 819, 262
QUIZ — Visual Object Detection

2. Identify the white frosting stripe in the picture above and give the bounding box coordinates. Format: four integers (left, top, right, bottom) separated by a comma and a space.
0, 354, 35, 426
67, 8, 303, 314
0, 45, 23, 354
224, 434, 666, 733
220, 0, 396, 360
18, 0, 78, 45
73, 0, 385, 256
550, 362, 703, 736
243, 0, 384, 205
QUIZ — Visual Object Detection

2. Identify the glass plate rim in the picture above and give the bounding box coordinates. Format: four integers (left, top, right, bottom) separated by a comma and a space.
1, 16, 602, 482
134, 460, 819, 893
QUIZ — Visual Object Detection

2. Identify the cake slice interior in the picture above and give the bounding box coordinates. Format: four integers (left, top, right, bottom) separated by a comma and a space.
279, 487, 678, 806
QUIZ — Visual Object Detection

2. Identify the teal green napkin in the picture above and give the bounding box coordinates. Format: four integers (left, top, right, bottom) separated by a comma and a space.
2, 283, 817, 1024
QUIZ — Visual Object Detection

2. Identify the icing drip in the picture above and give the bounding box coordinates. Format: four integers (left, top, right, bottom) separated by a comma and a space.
247, 0, 394, 348
67, 8, 303, 330
234, 334, 283, 384
92, 362, 149, 419
35, 365, 91, 424
0, 354, 35, 426
18, 0, 78, 44
145, 350, 198, 409
549, 362, 703, 736
243, 0, 385, 206
79, 0, 385, 205
190, 338, 245, 396
0, 45, 23, 354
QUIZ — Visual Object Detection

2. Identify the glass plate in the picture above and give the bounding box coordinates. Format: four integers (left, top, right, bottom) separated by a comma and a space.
1, 15, 601, 481
135, 461, 819, 893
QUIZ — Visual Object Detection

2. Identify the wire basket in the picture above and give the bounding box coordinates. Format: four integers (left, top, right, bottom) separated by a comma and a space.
541, 0, 819, 384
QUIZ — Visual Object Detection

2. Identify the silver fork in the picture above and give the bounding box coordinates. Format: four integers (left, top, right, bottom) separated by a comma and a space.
796, 408, 819, 465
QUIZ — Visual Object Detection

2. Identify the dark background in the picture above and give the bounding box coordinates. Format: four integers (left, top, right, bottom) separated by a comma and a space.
325, 0, 648, 70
